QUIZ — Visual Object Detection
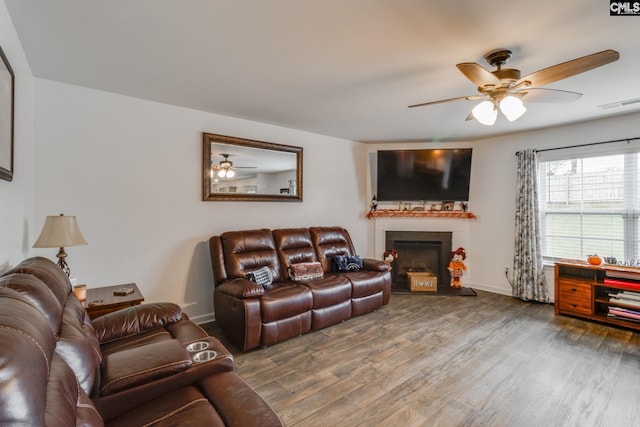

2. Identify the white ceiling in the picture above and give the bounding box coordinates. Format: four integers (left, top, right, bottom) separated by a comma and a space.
5, 0, 640, 142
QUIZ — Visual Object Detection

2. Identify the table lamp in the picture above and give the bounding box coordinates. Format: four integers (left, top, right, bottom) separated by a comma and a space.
33, 214, 87, 277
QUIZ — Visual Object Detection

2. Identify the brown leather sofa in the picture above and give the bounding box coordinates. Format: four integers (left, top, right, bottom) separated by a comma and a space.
209, 226, 391, 352
0, 256, 284, 426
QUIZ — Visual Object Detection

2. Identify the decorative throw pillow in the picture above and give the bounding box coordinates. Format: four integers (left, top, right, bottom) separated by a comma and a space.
244, 266, 273, 289
289, 262, 324, 281
332, 255, 363, 272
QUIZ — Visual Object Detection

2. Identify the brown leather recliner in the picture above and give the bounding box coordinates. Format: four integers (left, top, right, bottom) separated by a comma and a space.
0, 257, 284, 426
209, 226, 391, 352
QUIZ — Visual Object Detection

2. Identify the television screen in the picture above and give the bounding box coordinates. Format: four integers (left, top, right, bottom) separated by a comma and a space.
376, 148, 472, 202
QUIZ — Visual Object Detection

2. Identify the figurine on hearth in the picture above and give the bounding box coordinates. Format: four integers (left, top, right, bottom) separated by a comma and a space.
383, 249, 398, 270
448, 247, 467, 288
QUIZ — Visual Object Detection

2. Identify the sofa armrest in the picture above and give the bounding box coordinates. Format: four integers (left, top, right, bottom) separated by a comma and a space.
216, 278, 265, 299
362, 258, 390, 272
91, 302, 184, 344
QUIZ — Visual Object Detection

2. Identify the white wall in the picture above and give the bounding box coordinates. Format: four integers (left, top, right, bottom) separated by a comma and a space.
366, 111, 640, 300
0, 1, 35, 272
470, 112, 640, 300
32, 79, 368, 322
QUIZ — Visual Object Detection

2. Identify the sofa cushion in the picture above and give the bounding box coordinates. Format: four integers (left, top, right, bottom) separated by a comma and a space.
7, 256, 73, 306
0, 288, 56, 426
56, 295, 102, 396
0, 273, 63, 335
221, 229, 283, 282
301, 275, 352, 308
245, 266, 274, 288
289, 262, 324, 281
331, 255, 363, 272
106, 385, 224, 427
309, 227, 355, 272
260, 283, 313, 323
273, 228, 317, 272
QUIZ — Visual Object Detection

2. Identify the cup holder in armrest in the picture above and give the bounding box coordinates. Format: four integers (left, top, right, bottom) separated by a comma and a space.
186, 341, 210, 352
193, 350, 218, 363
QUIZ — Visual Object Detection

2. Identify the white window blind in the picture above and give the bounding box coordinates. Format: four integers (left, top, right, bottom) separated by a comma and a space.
538, 140, 640, 263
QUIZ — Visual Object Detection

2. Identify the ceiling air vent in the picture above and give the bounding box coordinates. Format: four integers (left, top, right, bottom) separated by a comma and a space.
598, 98, 640, 110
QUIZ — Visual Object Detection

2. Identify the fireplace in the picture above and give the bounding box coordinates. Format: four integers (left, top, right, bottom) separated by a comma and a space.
385, 231, 452, 291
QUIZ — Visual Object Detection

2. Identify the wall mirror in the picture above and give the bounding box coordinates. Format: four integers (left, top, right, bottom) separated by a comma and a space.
203, 132, 303, 202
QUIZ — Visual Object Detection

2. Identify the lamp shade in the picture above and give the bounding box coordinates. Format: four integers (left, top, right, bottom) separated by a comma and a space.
472, 100, 498, 126
499, 96, 527, 122
33, 214, 87, 248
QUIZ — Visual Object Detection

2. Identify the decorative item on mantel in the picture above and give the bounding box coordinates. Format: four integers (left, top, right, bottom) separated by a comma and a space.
448, 247, 468, 288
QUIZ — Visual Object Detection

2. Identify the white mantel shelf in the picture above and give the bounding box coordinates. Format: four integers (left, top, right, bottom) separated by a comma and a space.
367, 209, 477, 220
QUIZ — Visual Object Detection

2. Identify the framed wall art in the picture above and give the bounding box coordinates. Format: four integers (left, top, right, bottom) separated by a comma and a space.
0, 46, 15, 182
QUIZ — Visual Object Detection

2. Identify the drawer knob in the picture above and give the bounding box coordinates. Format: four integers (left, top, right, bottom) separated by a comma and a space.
572, 303, 577, 308
571, 287, 577, 292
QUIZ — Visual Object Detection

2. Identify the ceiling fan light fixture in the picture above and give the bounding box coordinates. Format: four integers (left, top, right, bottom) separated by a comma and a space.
499, 95, 527, 122
217, 169, 226, 178
226, 169, 235, 178
472, 100, 497, 125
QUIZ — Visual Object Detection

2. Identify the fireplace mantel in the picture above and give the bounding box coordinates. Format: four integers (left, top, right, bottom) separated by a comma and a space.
367, 209, 477, 220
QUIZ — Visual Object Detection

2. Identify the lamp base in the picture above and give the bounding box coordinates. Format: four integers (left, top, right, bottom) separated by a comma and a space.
56, 247, 71, 277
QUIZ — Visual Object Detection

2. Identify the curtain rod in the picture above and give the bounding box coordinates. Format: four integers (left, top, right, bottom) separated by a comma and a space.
515, 136, 640, 156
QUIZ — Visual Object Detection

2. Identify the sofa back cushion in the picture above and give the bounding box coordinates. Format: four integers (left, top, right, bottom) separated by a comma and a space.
273, 228, 318, 277
0, 272, 63, 335
220, 229, 283, 282
57, 296, 103, 396
45, 354, 104, 426
309, 227, 356, 272
8, 256, 73, 307
0, 288, 57, 425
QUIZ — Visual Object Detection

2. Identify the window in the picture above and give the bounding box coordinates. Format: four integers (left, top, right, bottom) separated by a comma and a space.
538, 142, 640, 263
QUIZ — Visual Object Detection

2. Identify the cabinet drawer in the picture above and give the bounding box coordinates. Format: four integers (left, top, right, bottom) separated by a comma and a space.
558, 279, 592, 315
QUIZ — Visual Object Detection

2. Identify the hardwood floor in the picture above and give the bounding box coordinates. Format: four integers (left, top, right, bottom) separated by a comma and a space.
203, 291, 640, 426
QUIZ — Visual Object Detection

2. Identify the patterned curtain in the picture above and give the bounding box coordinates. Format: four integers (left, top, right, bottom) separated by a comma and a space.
513, 149, 549, 302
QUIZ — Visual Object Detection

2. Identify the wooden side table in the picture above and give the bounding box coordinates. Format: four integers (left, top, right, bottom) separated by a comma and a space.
83, 283, 144, 319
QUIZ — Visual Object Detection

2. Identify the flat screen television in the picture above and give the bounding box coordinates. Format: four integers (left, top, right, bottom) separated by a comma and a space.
376, 148, 472, 202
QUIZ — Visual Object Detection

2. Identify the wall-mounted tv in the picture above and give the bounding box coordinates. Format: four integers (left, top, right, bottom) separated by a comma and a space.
376, 148, 472, 202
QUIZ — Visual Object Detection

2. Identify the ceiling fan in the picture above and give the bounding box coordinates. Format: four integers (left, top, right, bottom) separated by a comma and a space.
211, 153, 256, 179
408, 48, 620, 125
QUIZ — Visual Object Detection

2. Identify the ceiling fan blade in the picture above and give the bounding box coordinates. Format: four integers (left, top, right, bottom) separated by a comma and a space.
517, 88, 582, 103
456, 62, 501, 88
516, 49, 619, 87
408, 94, 483, 108
234, 166, 257, 169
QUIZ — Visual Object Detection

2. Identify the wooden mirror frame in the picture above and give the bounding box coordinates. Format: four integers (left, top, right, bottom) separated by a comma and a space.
202, 132, 303, 202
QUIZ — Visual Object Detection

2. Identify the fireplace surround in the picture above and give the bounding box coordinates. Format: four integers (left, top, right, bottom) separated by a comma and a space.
385, 231, 452, 292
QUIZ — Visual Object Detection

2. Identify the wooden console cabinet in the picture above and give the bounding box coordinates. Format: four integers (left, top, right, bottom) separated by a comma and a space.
555, 260, 640, 330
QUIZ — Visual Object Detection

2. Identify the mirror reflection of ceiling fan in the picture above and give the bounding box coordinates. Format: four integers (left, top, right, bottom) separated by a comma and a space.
211, 153, 256, 179
409, 48, 620, 125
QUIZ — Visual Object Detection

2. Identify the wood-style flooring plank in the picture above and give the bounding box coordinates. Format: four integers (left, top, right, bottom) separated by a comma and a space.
203, 290, 640, 426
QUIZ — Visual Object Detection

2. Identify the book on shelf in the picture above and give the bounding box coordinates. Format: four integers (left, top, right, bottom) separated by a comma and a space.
609, 290, 640, 300
608, 306, 640, 320
609, 297, 640, 308
607, 313, 640, 323
603, 277, 640, 290
605, 270, 640, 281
